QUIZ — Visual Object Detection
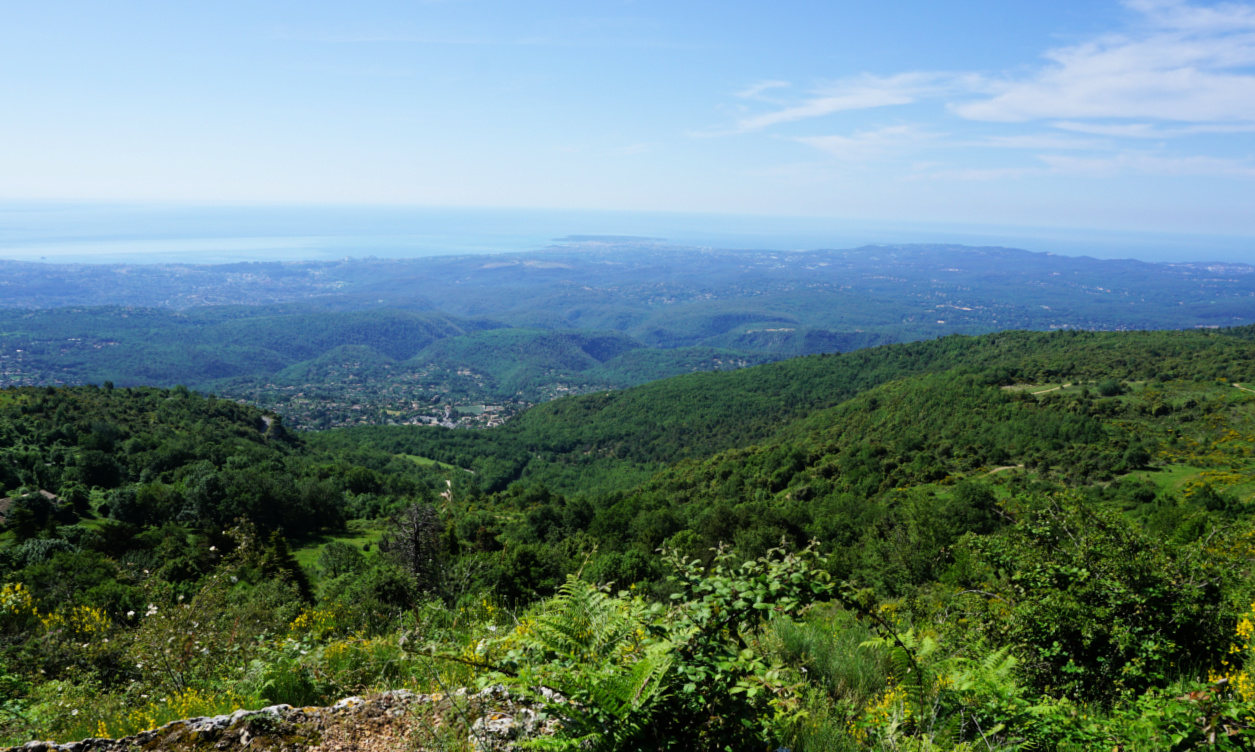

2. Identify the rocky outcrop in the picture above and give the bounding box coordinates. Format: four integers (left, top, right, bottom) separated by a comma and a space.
4, 687, 564, 752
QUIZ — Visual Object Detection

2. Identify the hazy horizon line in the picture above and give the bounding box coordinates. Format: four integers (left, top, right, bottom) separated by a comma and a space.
2, 201, 1251, 266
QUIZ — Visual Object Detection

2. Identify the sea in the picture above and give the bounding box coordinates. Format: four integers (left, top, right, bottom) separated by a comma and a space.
0, 202, 1250, 265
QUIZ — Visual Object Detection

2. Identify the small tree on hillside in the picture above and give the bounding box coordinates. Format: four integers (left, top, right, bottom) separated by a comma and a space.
380, 502, 445, 593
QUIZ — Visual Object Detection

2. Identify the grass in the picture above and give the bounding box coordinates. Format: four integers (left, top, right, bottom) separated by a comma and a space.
0, 391, 28, 407
1127, 461, 1255, 502
769, 605, 890, 707
400, 454, 466, 472
1227, 480, 1255, 504
292, 519, 386, 587
1127, 463, 1209, 495
0, 683, 263, 747
766, 604, 888, 751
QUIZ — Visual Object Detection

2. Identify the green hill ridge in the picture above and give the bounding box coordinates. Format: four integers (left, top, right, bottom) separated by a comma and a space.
4, 325, 1255, 749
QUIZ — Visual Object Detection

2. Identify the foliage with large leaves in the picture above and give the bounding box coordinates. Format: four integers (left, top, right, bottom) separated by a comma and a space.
430, 542, 833, 751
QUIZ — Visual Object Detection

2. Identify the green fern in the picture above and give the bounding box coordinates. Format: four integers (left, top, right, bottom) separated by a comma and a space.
493, 576, 676, 749
438, 543, 832, 751
529, 578, 640, 665
858, 630, 1032, 751
948, 646, 1020, 699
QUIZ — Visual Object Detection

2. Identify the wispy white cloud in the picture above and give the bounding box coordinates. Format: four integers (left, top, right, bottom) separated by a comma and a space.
795, 125, 939, 161
736, 162, 846, 181
795, 128, 1106, 163
1039, 151, 1255, 177
1052, 121, 1172, 138
734, 72, 964, 132
917, 150, 1255, 180
1126, 0, 1255, 32
910, 166, 1043, 182
1053, 120, 1255, 137
976, 133, 1109, 150
954, 0, 1255, 123
735, 80, 791, 100
722, 0, 1255, 178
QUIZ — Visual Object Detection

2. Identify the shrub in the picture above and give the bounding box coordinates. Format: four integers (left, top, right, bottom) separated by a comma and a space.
436, 542, 833, 751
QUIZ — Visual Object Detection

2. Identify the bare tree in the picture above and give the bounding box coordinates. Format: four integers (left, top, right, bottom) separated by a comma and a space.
379, 503, 444, 593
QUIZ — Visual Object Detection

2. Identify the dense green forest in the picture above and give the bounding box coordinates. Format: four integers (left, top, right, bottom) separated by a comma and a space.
317, 327, 1255, 493
4, 325, 1255, 749
4, 244, 1253, 434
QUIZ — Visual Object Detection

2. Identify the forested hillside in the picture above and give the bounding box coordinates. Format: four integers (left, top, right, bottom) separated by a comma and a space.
319, 326, 1255, 493
3, 244, 1253, 433
0, 305, 493, 387
4, 326, 1255, 749
0, 305, 777, 429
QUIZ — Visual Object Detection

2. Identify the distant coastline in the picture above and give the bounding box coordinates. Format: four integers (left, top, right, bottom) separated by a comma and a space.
2, 202, 1252, 265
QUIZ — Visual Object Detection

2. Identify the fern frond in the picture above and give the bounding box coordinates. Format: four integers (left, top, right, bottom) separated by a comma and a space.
625, 642, 675, 708
528, 577, 638, 662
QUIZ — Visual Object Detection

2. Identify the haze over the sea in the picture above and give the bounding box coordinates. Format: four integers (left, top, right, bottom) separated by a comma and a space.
2, 203, 1250, 266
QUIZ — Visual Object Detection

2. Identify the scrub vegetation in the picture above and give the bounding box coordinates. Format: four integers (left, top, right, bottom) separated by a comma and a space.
4, 325, 1255, 749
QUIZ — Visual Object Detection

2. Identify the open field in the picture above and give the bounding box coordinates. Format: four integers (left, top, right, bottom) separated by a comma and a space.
1127, 463, 1208, 495
400, 454, 466, 472
292, 519, 386, 587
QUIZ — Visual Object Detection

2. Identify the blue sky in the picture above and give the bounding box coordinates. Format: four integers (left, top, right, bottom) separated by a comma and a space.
3, 0, 1255, 239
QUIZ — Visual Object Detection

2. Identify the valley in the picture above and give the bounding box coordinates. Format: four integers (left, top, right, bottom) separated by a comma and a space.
10, 1, 1255, 746
1, 243, 1251, 433
3, 322, 1255, 749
